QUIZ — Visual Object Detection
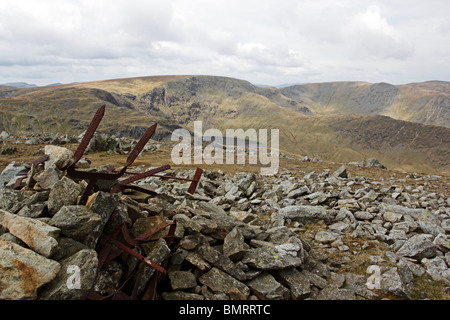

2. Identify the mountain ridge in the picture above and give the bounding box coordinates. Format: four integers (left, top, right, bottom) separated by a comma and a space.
0, 75, 448, 174
1, 82, 38, 88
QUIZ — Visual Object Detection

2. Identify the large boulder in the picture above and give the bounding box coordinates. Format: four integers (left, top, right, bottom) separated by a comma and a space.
199, 267, 250, 299
275, 205, 335, 225
246, 272, 290, 300
242, 242, 304, 271
0, 239, 61, 300
38, 249, 98, 300
47, 177, 84, 215
274, 267, 312, 300
0, 209, 60, 257
48, 206, 102, 247
396, 234, 437, 261
379, 267, 415, 299
44, 145, 73, 170
332, 165, 348, 178
365, 158, 387, 169
223, 226, 247, 260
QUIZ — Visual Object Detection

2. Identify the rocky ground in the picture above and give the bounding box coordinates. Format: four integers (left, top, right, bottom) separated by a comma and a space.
0, 133, 449, 300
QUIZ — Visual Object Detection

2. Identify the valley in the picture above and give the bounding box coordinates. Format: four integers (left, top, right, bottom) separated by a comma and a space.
1, 75, 449, 175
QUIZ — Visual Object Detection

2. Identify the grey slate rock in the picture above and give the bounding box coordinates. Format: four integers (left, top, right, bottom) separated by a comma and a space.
396, 234, 437, 261
299, 269, 328, 289
275, 267, 312, 300
197, 243, 248, 281
199, 267, 250, 299
49, 205, 101, 246
223, 226, 247, 260
422, 257, 450, 283
44, 145, 73, 170
379, 266, 415, 299
365, 158, 387, 169
287, 186, 310, 199
51, 237, 89, 261
316, 286, 356, 300
38, 249, 98, 300
34, 167, 60, 190
0, 189, 30, 214
332, 165, 348, 179
314, 231, 341, 244
168, 271, 198, 290
85, 191, 119, 248
47, 177, 84, 215
276, 205, 335, 225
196, 201, 256, 239
246, 272, 290, 300
162, 291, 205, 300
242, 242, 304, 270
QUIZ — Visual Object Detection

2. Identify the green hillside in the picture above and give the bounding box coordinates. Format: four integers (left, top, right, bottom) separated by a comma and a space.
0, 75, 448, 174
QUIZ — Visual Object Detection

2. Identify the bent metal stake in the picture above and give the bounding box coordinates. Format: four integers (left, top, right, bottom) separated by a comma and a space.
12, 104, 203, 300
66, 105, 202, 204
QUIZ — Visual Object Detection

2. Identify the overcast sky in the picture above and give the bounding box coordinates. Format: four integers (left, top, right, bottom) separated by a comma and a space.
1, 0, 449, 86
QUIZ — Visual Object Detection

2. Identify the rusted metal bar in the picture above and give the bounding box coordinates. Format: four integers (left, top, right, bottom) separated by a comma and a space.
109, 165, 171, 194
99, 219, 177, 276
92, 219, 177, 300
124, 124, 157, 168
73, 105, 105, 164
118, 224, 140, 247
141, 272, 161, 300
110, 166, 203, 196
113, 165, 171, 188
141, 222, 178, 300
103, 234, 166, 274
66, 105, 158, 204
13, 177, 26, 190
95, 225, 122, 277
165, 220, 177, 245
188, 167, 203, 194
111, 290, 133, 300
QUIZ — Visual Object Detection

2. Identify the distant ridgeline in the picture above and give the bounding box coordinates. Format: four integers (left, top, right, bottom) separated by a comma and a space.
0, 76, 448, 174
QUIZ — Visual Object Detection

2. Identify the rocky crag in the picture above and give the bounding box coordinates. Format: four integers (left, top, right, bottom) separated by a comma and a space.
1, 76, 450, 175
0, 142, 449, 300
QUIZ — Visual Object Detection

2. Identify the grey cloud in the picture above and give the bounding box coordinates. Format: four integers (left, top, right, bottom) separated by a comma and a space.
0, 0, 449, 86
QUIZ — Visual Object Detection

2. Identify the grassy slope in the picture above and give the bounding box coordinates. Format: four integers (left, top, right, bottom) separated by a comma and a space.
1, 75, 448, 175
280, 81, 450, 128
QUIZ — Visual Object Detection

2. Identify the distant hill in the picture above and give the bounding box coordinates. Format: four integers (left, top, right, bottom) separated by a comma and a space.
279, 81, 450, 128
1, 82, 37, 88
0, 75, 448, 174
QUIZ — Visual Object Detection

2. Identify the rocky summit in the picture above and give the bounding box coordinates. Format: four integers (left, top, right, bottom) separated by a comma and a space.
0, 141, 449, 300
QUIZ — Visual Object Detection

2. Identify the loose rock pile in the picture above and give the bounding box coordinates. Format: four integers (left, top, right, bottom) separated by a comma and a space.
0, 144, 449, 300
